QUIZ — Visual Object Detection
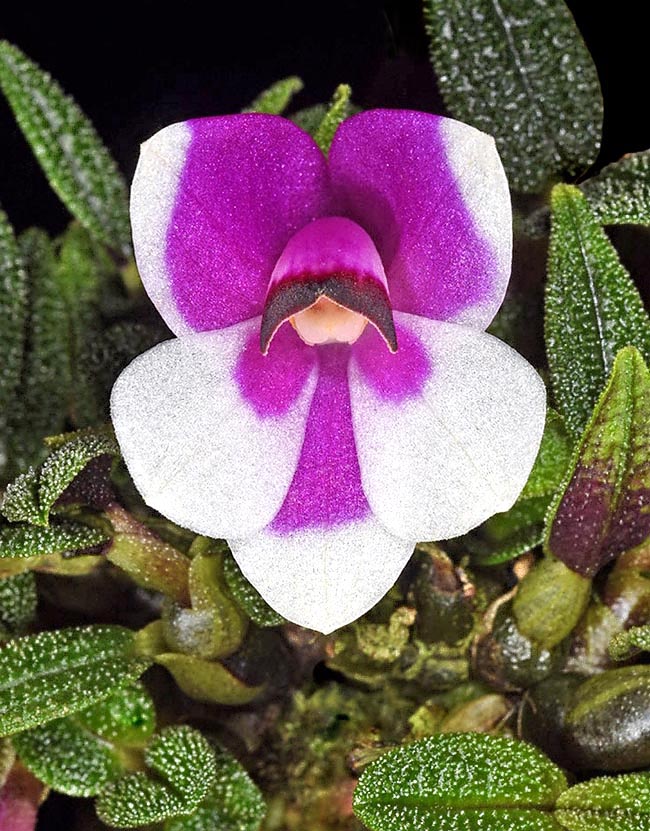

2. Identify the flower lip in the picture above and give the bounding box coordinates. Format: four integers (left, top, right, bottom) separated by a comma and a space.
260, 216, 397, 355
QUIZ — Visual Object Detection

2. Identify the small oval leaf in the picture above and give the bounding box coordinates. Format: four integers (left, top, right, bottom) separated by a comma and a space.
0, 625, 151, 735
555, 773, 650, 831
95, 725, 216, 827
353, 733, 567, 831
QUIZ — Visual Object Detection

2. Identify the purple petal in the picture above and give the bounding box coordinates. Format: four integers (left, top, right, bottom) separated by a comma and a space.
111, 318, 317, 539
349, 312, 546, 541
229, 345, 415, 632
272, 344, 369, 530
130, 115, 331, 335
329, 110, 512, 329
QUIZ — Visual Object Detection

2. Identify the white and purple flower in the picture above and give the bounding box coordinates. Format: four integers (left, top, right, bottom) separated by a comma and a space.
111, 109, 546, 633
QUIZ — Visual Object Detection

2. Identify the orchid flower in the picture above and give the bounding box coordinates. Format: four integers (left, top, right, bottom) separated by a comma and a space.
111, 110, 546, 633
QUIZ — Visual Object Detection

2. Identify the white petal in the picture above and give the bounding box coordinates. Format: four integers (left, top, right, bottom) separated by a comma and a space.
110, 319, 317, 539
349, 312, 547, 541
230, 520, 414, 634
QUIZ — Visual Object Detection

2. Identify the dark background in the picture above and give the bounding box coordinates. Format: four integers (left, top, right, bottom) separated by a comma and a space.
1, 0, 648, 235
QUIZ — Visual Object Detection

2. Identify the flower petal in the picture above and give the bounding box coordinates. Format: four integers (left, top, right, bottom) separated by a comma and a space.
110, 319, 317, 539
230, 345, 413, 633
349, 312, 546, 541
329, 110, 511, 328
130, 115, 331, 335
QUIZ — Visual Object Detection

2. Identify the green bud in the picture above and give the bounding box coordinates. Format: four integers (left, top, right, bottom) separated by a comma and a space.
513, 556, 591, 650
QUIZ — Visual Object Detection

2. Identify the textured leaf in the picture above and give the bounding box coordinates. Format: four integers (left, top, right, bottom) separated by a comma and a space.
0, 520, 108, 559
582, 150, 650, 226
0, 210, 28, 479
5, 230, 70, 473
313, 83, 352, 154
353, 733, 567, 831
546, 347, 650, 577
609, 625, 650, 661
223, 552, 284, 627
291, 104, 328, 135
96, 725, 217, 827
545, 185, 650, 438
0, 573, 36, 638
56, 224, 115, 425
555, 773, 650, 831
13, 681, 155, 797
0, 41, 131, 254
165, 743, 265, 831
423, 0, 602, 192
244, 76, 303, 114
467, 411, 571, 565
14, 715, 121, 797
0, 625, 151, 735
1, 431, 118, 526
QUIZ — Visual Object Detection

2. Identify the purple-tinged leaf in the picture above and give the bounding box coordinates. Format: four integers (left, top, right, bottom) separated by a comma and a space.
545, 346, 650, 577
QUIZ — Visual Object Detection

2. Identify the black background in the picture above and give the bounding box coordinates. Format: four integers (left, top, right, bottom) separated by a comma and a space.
1, 0, 649, 236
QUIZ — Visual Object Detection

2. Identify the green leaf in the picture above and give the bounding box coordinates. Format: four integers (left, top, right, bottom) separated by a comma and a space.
313, 83, 352, 154
291, 104, 328, 135
155, 652, 262, 706
164, 743, 265, 831
96, 725, 217, 827
555, 773, 650, 831
0, 625, 151, 735
545, 185, 650, 439
223, 552, 284, 627
423, 0, 602, 192
609, 625, 650, 661
14, 714, 121, 797
244, 76, 303, 114
353, 733, 567, 831
6, 230, 70, 473
0, 520, 108, 559
0, 41, 131, 255
582, 150, 650, 226
1, 431, 118, 526
0, 573, 37, 638
13, 682, 155, 797
545, 347, 650, 577
0, 210, 29, 479
467, 411, 572, 565
56, 224, 117, 425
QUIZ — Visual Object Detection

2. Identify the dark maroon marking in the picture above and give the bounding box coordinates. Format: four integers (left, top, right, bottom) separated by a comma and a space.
260, 272, 397, 355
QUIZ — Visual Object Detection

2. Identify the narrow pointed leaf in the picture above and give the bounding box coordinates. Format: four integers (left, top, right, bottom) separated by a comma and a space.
582, 150, 650, 225
0, 210, 28, 478
0, 520, 108, 559
313, 83, 352, 154
165, 743, 265, 831
609, 624, 650, 661
546, 347, 650, 576
6, 230, 70, 472
423, 0, 602, 192
0, 625, 151, 735
244, 76, 303, 114
95, 726, 217, 827
0, 41, 131, 255
13, 682, 155, 797
546, 185, 650, 438
353, 733, 567, 831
